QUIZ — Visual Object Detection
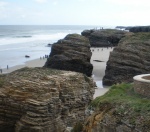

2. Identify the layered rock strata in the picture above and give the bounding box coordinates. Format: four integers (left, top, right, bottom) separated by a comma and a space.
103, 33, 150, 85
44, 34, 93, 77
0, 67, 95, 132
81, 29, 130, 47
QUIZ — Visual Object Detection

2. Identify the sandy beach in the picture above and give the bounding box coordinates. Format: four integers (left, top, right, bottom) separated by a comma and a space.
0, 47, 113, 98
90, 47, 113, 98
91, 47, 113, 81
1, 58, 47, 74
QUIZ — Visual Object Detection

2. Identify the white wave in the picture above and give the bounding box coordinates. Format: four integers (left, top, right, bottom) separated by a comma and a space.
0, 32, 68, 46
0, 46, 27, 51
32, 33, 68, 41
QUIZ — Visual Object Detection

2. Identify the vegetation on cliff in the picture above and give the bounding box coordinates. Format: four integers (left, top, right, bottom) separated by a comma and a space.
91, 83, 150, 112
83, 83, 150, 132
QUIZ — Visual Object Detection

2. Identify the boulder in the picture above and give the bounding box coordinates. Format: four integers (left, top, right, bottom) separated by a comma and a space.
103, 32, 150, 85
0, 67, 95, 132
81, 29, 131, 47
44, 34, 93, 77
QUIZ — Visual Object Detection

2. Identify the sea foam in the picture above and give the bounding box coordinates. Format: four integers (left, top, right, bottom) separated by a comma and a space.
0, 32, 68, 46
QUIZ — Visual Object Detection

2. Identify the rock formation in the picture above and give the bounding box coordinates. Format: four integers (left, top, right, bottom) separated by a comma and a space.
103, 32, 150, 85
0, 67, 95, 132
129, 26, 150, 33
81, 29, 130, 47
44, 34, 93, 77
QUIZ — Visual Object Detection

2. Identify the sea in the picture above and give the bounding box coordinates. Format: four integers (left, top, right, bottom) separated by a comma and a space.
0, 25, 114, 69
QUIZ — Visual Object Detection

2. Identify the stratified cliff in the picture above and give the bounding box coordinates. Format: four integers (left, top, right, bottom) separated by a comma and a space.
44, 34, 93, 77
81, 29, 130, 47
0, 67, 95, 132
103, 33, 150, 85
83, 83, 150, 132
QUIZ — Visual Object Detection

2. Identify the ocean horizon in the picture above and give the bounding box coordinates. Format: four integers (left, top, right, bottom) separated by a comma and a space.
0, 25, 115, 69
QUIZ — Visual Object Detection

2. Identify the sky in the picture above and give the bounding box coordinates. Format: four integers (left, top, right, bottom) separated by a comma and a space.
0, 0, 150, 26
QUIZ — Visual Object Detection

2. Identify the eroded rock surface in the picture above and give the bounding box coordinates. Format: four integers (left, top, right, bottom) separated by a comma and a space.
103, 33, 150, 85
81, 29, 130, 47
44, 34, 93, 77
0, 67, 95, 132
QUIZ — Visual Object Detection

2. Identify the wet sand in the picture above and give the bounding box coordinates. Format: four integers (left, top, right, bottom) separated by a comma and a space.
91, 47, 113, 98
91, 47, 113, 81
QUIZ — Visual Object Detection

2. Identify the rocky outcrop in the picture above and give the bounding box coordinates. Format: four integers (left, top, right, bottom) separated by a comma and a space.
81, 29, 130, 47
83, 83, 150, 132
129, 26, 150, 33
0, 67, 95, 132
103, 33, 150, 85
44, 34, 93, 77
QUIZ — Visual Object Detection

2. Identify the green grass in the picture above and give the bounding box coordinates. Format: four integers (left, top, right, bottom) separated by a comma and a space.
91, 83, 150, 113
90, 83, 150, 127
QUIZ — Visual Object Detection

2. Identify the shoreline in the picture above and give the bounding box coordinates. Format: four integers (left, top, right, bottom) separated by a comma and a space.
0, 47, 113, 98
0, 58, 47, 74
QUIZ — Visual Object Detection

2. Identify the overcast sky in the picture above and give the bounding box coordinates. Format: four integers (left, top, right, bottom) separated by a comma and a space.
0, 0, 150, 26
